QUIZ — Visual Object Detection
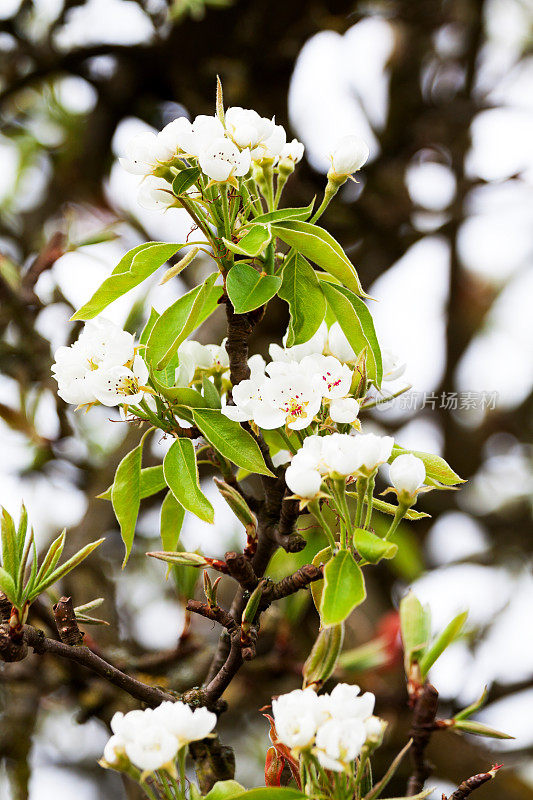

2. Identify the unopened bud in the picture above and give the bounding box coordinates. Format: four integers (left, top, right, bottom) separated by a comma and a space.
351, 350, 368, 398
214, 479, 257, 538
147, 550, 209, 567
241, 580, 265, 631
160, 247, 200, 284
303, 623, 344, 689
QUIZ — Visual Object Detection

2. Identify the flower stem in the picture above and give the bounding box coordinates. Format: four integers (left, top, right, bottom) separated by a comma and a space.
354, 476, 367, 528
309, 499, 337, 551
363, 474, 375, 529
385, 503, 408, 540
310, 180, 339, 224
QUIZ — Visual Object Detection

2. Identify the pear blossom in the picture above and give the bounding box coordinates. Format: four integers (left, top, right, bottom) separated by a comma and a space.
285, 465, 322, 499
137, 175, 175, 210
327, 322, 356, 363
199, 137, 251, 182
157, 116, 194, 154
88, 353, 150, 407
225, 107, 274, 150
180, 114, 224, 157
301, 354, 352, 399
103, 734, 126, 766
269, 322, 328, 363
329, 135, 369, 178
365, 715, 386, 743
253, 123, 286, 162
280, 138, 305, 164
152, 701, 216, 747
124, 725, 179, 772
382, 347, 406, 381
256, 374, 322, 430
120, 131, 174, 175
355, 432, 394, 474
314, 718, 367, 772
389, 453, 426, 501
324, 683, 375, 722
272, 688, 325, 749
329, 397, 360, 423
271, 449, 292, 468
222, 373, 266, 423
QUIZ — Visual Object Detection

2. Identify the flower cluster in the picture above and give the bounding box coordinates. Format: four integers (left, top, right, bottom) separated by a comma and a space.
272, 684, 384, 773
52, 318, 149, 408
285, 431, 395, 499
103, 701, 216, 774
120, 106, 305, 206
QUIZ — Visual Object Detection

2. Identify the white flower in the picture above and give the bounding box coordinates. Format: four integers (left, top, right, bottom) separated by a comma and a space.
329, 397, 360, 423
180, 115, 224, 157
300, 354, 352, 399
327, 322, 356, 363
320, 433, 363, 477
272, 688, 324, 749
280, 139, 304, 164
103, 734, 126, 765
137, 176, 175, 210
89, 353, 149, 407
199, 137, 251, 182
152, 701, 216, 747
256, 374, 322, 430
253, 123, 286, 162
353, 433, 394, 475
272, 449, 292, 468
111, 709, 151, 739
124, 725, 179, 773
324, 684, 375, 722
120, 131, 174, 175
382, 348, 406, 381
205, 343, 230, 372
157, 117, 194, 154
225, 107, 274, 149
365, 715, 386, 743
269, 322, 328, 363
314, 718, 366, 772
248, 353, 266, 377
221, 373, 266, 423
285, 465, 322, 499
52, 318, 137, 407
389, 454, 426, 500
330, 135, 369, 178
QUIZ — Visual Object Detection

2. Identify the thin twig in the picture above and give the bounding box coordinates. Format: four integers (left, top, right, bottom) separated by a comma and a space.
407, 683, 439, 795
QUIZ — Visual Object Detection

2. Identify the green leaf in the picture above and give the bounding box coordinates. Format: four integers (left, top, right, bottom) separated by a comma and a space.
30, 531, 65, 592
202, 375, 221, 409
226, 262, 281, 313
139, 307, 160, 347
390, 446, 465, 486
172, 166, 201, 195
191, 409, 274, 477
99, 465, 166, 502
1, 508, 17, 578
147, 272, 222, 370
0, 566, 16, 603
353, 528, 398, 564
204, 781, 246, 800
233, 790, 306, 800
223, 225, 272, 257
279, 253, 326, 346
163, 438, 214, 523
419, 610, 468, 677
320, 550, 366, 625
71, 242, 186, 320
399, 592, 431, 672
452, 719, 514, 740
160, 491, 185, 552
271, 220, 366, 297
28, 538, 104, 601
112, 442, 143, 566
321, 282, 382, 385
310, 546, 332, 611
454, 687, 488, 721
249, 202, 315, 225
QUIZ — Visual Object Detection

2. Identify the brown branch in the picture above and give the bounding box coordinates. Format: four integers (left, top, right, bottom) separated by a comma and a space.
53, 596, 84, 646
186, 601, 237, 633
224, 551, 259, 591
407, 682, 440, 795
203, 636, 243, 706
0, 624, 176, 708
261, 564, 323, 608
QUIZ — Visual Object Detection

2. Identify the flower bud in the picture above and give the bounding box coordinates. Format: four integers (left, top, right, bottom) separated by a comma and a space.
214, 478, 257, 537
328, 135, 369, 181
285, 465, 322, 499
390, 454, 426, 502
303, 624, 344, 689
147, 550, 209, 567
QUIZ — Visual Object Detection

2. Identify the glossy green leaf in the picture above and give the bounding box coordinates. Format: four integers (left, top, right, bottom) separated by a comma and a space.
223, 225, 271, 257
353, 528, 398, 564
419, 610, 468, 677
271, 220, 366, 297
99, 465, 167, 501
72, 242, 185, 320
203, 781, 246, 800
111, 441, 143, 566
321, 282, 382, 385
250, 202, 314, 225
29, 538, 104, 598
202, 375, 221, 409
0, 566, 16, 603
160, 491, 185, 552
147, 272, 222, 370
139, 307, 160, 347
191, 409, 274, 476
163, 438, 214, 523
279, 253, 326, 346
172, 166, 200, 195
399, 592, 431, 672
320, 550, 366, 625
226, 262, 281, 313
1, 508, 17, 578
390, 445, 465, 486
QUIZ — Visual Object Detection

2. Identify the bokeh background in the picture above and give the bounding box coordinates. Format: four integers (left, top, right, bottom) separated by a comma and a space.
1, 0, 533, 798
